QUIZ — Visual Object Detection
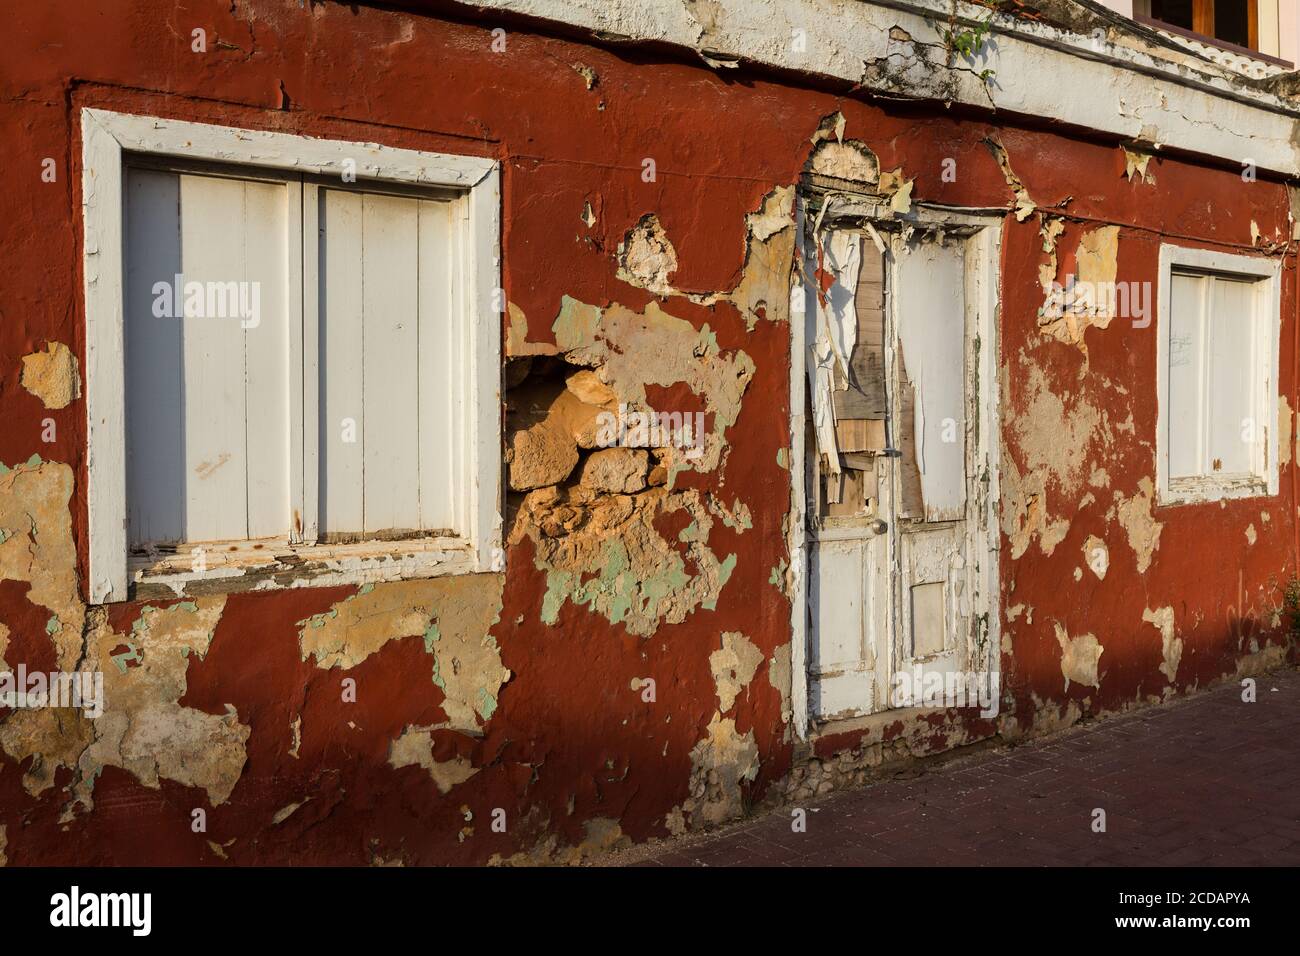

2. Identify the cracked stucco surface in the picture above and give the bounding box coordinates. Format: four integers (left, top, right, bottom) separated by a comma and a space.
467, 0, 1300, 172
0, 459, 85, 671
518, 486, 740, 636
68, 599, 250, 815
504, 186, 790, 638
299, 575, 508, 734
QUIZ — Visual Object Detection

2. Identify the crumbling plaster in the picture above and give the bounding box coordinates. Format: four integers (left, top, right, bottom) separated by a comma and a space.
0, 0, 1295, 866
461, 0, 1300, 172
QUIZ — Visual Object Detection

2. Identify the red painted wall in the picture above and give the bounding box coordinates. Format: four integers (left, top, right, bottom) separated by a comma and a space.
0, 0, 1293, 864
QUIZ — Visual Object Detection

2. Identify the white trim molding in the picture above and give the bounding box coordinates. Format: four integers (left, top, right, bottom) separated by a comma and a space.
1155, 243, 1282, 507
81, 108, 502, 603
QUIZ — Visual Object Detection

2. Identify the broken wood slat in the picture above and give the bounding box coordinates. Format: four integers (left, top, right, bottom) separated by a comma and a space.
824, 466, 873, 518
834, 238, 887, 419
835, 417, 887, 453
894, 343, 925, 519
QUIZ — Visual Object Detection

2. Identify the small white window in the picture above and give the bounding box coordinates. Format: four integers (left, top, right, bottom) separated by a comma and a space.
83, 110, 502, 602
1157, 244, 1280, 505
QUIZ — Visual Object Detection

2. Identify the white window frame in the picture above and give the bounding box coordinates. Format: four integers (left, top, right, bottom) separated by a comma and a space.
81, 108, 502, 603
1155, 243, 1281, 507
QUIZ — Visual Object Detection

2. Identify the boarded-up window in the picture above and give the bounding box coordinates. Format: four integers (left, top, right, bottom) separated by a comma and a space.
124, 165, 466, 553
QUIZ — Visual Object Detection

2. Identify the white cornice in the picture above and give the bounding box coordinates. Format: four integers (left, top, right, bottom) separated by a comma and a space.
456, 0, 1300, 173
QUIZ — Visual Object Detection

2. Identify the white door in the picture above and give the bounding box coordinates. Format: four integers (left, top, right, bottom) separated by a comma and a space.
805, 224, 983, 722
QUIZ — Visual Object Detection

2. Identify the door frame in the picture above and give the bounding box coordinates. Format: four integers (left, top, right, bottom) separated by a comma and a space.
788, 190, 1005, 737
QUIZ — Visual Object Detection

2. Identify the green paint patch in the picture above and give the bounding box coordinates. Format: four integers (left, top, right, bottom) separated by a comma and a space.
702, 554, 737, 611
0, 454, 44, 477
541, 569, 576, 626
769, 559, 788, 586
556, 537, 694, 631
776, 448, 789, 470
297, 607, 338, 630
45, 615, 60, 636
695, 324, 720, 356
110, 642, 141, 674
552, 295, 602, 351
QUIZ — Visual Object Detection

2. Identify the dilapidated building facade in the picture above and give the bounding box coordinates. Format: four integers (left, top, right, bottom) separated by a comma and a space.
1, 0, 1297, 865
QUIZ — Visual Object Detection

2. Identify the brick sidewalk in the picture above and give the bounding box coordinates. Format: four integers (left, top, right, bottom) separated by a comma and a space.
633, 668, 1300, 866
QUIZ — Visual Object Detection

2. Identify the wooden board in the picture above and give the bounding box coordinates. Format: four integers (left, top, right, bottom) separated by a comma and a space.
834, 238, 887, 419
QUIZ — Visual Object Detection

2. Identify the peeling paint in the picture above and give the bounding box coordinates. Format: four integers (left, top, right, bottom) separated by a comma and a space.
0, 0, 1294, 869
984, 137, 1036, 221
1122, 147, 1156, 184
671, 712, 760, 831
299, 575, 508, 734
389, 727, 480, 793
1116, 478, 1163, 574
1143, 606, 1181, 683
709, 631, 763, 713
768, 642, 792, 728
0, 459, 85, 671
20, 341, 80, 410
1055, 623, 1103, 690
68, 599, 250, 815
1039, 225, 1120, 349
518, 486, 738, 636
1279, 394, 1294, 467
808, 139, 879, 184
616, 214, 679, 295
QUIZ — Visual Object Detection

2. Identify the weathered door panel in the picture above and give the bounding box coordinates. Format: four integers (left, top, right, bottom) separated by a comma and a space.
890, 234, 972, 688
807, 529, 891, 718
896, 524, 969, 677
805, 217, 988, 723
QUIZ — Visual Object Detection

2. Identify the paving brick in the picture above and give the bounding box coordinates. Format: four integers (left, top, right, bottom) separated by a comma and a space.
643, 670, 1300, 866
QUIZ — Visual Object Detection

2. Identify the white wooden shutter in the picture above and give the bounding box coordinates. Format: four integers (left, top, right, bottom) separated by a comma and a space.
317, 187, 458, 539
1206, 277, 1256, 476
1166, 272, 1205, 480
124, 168, 292, 549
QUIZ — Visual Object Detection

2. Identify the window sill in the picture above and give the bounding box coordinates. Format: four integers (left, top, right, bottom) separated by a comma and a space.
126, 536, 492, 602
1158, 476, 1274, 508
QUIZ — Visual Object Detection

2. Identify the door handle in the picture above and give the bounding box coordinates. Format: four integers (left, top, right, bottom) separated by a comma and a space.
869, 518, 888, 535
